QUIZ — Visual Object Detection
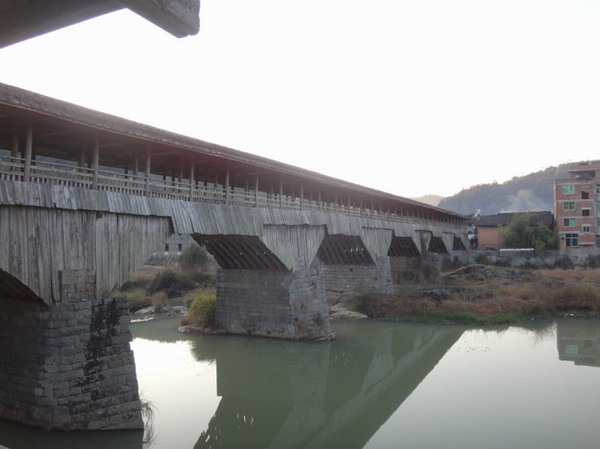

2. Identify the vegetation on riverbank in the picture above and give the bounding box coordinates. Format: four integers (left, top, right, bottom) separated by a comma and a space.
350, 267, 600, 325
118, 245, 215, 312
181, 292, 217, 328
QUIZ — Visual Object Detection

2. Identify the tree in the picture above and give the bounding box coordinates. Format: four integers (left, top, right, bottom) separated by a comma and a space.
500, 213, 559, 254
179, 244, 209, 271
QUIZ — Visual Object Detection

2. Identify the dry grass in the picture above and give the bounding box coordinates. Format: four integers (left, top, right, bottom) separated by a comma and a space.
535, 269, 600, 283
352, 273, 600, 324
150, 291, 168, 311
124, 288, 151, 311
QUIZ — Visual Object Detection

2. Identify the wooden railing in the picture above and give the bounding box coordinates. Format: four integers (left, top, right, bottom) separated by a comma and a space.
0, 156, 452, 225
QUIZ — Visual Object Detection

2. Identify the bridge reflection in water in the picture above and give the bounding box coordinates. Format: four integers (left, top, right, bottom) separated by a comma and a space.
192, 321, 463, 449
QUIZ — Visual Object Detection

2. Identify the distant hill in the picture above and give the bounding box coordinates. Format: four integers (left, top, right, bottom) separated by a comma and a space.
410, 194, 443, 207
437, 164, 570, 215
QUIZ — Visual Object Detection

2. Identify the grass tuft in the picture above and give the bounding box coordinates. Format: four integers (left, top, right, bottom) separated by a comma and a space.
186, 292, 217, 328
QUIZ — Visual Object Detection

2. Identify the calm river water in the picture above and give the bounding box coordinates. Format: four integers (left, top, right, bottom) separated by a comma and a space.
1, 317, 599, 449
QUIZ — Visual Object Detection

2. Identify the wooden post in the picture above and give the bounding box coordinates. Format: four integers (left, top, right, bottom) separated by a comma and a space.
318, 190, 322, 209
10, 133, 19, 159
189, 162, 195, 201
145, 151, 151, 195
300, 186, 304, 210
255, 176, 259, 206
279, 178, 283, 207
78, 147, 86, 168
133, 156, 139, 189
92, 135, 100, 189
224, 167, 230, 203
23, 121, 33, 182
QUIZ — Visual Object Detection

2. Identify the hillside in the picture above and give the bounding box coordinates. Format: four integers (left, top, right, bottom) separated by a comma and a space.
437, 164, 570, 215
410, 194, 443, 207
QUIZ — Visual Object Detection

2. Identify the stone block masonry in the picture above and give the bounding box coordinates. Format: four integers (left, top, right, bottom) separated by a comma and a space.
0, 295, 143, 431
319, 255, 393, 295
216, 267, 331, 340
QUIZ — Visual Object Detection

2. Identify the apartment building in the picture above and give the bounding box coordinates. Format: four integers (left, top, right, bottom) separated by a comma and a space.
554, 161, 600, 250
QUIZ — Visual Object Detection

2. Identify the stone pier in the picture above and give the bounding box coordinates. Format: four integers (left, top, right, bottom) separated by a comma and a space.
0, 295, 142, 430
202, 225, 332, 340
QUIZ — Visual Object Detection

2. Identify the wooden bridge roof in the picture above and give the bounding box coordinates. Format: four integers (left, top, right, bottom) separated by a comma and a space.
0, 0, 200, 48
0, 82, 465, 222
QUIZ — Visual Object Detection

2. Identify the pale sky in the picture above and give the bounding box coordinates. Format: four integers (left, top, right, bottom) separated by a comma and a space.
1, 0, 598, 198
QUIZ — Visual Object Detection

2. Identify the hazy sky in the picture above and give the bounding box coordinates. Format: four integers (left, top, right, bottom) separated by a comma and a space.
1, 0, 598, 198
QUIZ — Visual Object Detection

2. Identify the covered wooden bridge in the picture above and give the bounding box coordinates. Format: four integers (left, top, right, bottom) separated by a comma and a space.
0, 83, 468, 432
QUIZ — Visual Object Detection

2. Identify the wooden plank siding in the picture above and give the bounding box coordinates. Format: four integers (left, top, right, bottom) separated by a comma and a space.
0, 204, 172, 304
0, 180, 466, 240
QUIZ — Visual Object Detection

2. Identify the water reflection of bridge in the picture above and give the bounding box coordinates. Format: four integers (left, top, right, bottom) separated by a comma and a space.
192, 321, 463, 449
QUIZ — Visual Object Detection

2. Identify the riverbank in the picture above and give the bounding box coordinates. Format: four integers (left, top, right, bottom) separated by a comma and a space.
342, 265, 600, 325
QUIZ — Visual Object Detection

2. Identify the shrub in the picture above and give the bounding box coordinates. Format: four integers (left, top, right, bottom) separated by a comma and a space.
126, 288, 151, 311
119, 278, 143, 292
521, 300, 551, 318
187, 293, 217, 328
150, 291, 168, 311
549, 282, 600, 312
146, 254, 178, 266
583, 255, 600, 269
351, 292, 388, 317
521, 261, 538, 270
148, 269, 194, 298
179, 244, 209, 271
474, 253, 490, 265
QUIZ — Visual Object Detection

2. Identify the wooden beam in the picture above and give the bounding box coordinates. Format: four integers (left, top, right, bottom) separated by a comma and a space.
119, 0, 200, 38
0, 0, 122, 49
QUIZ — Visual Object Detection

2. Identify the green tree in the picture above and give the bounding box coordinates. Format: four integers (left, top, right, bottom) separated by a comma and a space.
500, 213, 558, 253
179, 244, 209, 271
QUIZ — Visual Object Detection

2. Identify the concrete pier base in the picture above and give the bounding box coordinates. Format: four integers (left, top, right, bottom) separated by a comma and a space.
0, 296, 143, 431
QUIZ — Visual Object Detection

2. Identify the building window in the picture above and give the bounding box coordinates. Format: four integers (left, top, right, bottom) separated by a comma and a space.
582, 191, 590, 199
582, 208, 591, 217
565, 233, 579, 247
583, 225, 591, 233
562, 185, 575, 195
564, 218, 576, 227
563, 202, 575, 211
178, 243, 183, 252
596, 185, 600, 194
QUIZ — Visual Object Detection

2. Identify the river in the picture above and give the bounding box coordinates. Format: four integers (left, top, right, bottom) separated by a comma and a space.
0, 317, 599, 449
